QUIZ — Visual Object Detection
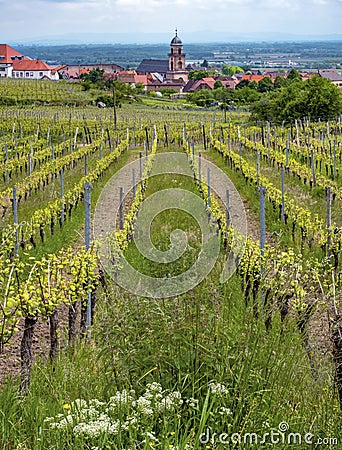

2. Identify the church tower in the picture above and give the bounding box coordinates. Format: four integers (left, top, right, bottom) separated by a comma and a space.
166, 29, 188, 82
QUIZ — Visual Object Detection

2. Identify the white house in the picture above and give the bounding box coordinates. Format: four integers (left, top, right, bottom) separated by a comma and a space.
12, 58, 59, 80
0, 44, 59, 80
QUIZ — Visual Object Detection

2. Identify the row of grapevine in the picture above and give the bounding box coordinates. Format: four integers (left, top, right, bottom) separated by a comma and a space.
0, 140, 128, 257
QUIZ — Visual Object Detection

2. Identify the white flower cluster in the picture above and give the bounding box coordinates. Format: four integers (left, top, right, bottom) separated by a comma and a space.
132, 396, 154, 416
142, 430, 159, 444
73, 417, 120, 438
157, 390, 183, 412
44, 382, 198, 443
146, 382, 163, 394
106, 389, 135, 412
209, 382, 230, 396
45, 412, 74, 430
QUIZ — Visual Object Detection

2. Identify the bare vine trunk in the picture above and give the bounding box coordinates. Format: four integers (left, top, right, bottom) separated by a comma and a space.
332, 325, 342, 408
20, 316, 38, 395
49, 307, 59, 361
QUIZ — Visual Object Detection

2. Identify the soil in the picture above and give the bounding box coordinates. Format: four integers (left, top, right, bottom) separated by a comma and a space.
0, 304, 70, 386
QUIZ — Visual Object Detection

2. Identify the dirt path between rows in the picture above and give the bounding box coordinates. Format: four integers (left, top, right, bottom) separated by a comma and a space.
0, 147, 141, 384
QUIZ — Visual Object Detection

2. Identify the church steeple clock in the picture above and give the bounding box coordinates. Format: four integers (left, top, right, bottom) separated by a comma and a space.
166, 29, 188, 82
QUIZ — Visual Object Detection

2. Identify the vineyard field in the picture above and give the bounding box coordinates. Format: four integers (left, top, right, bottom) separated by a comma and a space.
0, 90, 341, 450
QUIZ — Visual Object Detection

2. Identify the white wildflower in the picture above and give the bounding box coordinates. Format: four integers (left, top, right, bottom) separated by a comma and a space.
157, 391, 183, 412
146, 382, 163, 393
107, 389, 134, 410
50, 414, 73, 429
43, 416, 54, 423
133, 396, 153, 415
186, 397, 199, 408
71, 399, 88, 410
209, 382, 229, 396
146, 431, 159, 442
121, 415, 138, 430
219, 407, 232, 415
89, 399, 106, 408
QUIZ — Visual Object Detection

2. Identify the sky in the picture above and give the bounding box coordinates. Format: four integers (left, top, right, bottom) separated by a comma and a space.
1, 0, 342, 43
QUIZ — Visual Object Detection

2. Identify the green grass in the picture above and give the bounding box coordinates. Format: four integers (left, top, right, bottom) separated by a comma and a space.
1, 273, 340, 449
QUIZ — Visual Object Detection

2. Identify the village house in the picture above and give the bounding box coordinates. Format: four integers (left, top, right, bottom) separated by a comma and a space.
59, 63, 124, 80
116, 70, 148, 86
0, 44, 60, 80
183, 76, 236, 93
318, 70, 342, 88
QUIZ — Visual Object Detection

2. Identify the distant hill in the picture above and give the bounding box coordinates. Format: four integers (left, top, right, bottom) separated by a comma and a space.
9, 31, 342, 46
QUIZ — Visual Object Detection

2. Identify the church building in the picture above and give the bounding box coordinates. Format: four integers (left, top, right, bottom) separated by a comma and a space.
136, 30, 188, 84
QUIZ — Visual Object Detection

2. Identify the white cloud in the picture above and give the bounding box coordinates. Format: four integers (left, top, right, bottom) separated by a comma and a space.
1, 0, 341, 41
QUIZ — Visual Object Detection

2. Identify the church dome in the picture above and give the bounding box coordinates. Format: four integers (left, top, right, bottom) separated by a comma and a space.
170, 30, 182, 45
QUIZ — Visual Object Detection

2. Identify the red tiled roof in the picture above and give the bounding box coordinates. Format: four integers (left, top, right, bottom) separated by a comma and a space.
190, 77, 216, 90
52, 65, 66, 74
118, 70, 137, 83
79, 68, 90, 74
0, 44, 26, 64
135, 75, 148, 84
221, 79, 236, 89
118, 70, 149, 85
241, 74, 272, 83
12, 59, 53, 71
119, 70, 136, 75
183, 77, 216, 92
298, 72, 315, 80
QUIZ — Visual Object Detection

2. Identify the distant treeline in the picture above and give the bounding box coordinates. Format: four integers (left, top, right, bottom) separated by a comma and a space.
15, 41, 342, 69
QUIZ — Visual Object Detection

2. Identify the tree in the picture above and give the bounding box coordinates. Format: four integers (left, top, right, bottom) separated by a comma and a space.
251, 75, 342, 123
214, 80, 223, 89
187, 89, 214, 107
234, 86, 261, 104
222, 65, 244, 76
201, 59, 209, 68
286, 69, 302, 82
159, 88, 177, 98
213, 87, 235, 104
134, 82, 145, 94
80, 68, 105, 84
303, 75, 342, 120
257, 77, 274, 93
236, 79, 257, 90
249, 96, 276, 122
274, 75, 287, 90
188, 70, 209, 81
